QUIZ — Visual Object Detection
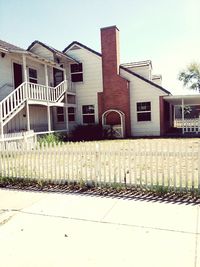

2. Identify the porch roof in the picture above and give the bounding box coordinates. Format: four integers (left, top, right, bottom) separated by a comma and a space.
164, 94, 200, 105
0, 39, 62, 67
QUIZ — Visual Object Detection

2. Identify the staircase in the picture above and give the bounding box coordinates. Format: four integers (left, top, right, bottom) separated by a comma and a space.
0, 80, 68, 128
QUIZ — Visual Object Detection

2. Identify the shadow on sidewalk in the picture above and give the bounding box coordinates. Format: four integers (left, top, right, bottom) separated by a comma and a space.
1, 184, 200, 206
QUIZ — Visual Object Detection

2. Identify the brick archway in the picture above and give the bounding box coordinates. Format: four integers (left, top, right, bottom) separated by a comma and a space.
102, 109, 125, 138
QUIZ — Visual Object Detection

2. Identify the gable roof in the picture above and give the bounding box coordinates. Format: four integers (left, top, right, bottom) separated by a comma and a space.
27, 40, 78, 62
0, 39, 26, 52
120, 65, 171, 95
63, 41, 102, 57
0, 39, 65, 67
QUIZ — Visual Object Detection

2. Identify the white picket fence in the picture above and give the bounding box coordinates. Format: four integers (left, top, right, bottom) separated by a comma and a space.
0, 139, 200, 192
0, 130, 36, 150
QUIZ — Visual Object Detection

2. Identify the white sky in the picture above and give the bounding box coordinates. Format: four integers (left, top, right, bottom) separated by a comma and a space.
0, 0, 199, 95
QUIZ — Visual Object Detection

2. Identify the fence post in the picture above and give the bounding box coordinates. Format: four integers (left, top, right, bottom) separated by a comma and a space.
95, 142, 100, 187
198, 142, 200, 193
0, 103, 3, 140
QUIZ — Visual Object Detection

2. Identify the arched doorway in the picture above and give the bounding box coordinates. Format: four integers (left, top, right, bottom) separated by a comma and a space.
102, 109, 125, 138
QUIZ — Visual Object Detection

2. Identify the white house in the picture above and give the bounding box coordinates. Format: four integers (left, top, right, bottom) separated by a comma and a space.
0, 26, 200, 140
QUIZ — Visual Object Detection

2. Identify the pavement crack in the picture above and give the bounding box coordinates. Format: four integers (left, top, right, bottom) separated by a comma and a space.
100, 199, 119, 221
8, 208, 198, 236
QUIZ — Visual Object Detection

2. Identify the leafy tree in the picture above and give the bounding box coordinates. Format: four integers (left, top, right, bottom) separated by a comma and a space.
178, 62, 200, 92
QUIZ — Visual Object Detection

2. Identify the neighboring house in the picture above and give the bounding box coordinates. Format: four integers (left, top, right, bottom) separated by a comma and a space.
0, 26, 200, 139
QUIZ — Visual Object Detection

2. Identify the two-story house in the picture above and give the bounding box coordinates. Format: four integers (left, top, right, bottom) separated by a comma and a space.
0, 25, 199, 139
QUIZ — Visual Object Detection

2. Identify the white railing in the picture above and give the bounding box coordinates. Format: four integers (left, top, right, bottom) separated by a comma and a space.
0, 130, 36, 150
0, 81, 68, 126
1, 130, 35, 141
27, 80, 67, 102
0, 82, 27, 121
1, 139, 200, 192
174, 117, 200, 133
51, 80, 67, 102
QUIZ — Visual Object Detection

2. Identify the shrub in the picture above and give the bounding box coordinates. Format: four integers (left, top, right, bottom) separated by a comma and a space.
71, 124, 105, 141
38, 133, 67, 145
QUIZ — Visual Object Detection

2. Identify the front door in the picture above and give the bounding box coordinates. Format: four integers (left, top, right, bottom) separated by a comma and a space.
53, 68, 64, 87
13, 63, 23, 88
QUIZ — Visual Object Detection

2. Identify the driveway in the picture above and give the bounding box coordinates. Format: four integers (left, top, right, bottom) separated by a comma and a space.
0, 188, 199, 267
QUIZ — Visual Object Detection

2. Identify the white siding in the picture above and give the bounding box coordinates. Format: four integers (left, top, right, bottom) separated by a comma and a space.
5, 105, 50, 133
29, 44, 54, 61
152, 77, 162, 86
126, 65, 151, 80
66, 47, 103, 124
120, 69, 168, 136
0, 54, 13, 88
26, 58, 46, 85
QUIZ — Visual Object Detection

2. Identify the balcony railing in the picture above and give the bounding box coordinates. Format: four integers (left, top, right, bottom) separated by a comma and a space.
0, 80, 69, 125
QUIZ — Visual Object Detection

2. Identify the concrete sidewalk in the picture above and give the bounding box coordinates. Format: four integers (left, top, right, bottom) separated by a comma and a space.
0, 188, 199, 267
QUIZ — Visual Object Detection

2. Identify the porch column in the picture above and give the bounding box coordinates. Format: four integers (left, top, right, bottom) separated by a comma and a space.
181, 98, 185, 134
22, 54, 28, 83
63, 69, 69, 131
45, 64, 51, 132
169, 104, 173, 127
22, 54, 30, 131
47, 106, 51, 132
65, 103, 69, 132
0, 103, 3, 139
44, 64, 49, 101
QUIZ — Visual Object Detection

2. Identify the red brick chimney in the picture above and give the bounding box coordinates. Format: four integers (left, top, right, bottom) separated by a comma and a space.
98, 26, 131, 136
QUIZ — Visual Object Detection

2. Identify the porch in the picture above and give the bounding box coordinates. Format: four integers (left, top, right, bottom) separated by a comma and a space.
163, 95, 200, 136
0, 49, 77, 139
0, 80, 76, 139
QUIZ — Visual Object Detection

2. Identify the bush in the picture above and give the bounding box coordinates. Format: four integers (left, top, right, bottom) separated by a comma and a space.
71, 124, 105, 141
38, 133, 67, 145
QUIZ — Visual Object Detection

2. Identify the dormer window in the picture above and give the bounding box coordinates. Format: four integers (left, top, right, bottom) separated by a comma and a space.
70, 63, 83, 82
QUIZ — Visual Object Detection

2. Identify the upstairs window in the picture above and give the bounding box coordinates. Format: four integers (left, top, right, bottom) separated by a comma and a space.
57, 107, 65, 123
70, 63, 83, 82
29, 68, 37, 84
137, 102, 151, 122
53, 68, 64, 86
68, 107, 75, 122
82, 105, 95, 124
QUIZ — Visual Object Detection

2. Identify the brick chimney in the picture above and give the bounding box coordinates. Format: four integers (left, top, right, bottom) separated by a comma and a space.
98, 26, 131, 136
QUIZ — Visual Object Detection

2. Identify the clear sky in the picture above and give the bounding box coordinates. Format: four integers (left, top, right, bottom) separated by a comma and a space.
0, 0, 200, 95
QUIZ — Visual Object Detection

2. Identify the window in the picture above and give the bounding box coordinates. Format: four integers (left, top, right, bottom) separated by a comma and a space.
53, 68, 64, 86
57, 107, 65, 123
29, 68, 37, 84
137, 102, 151, 122
82, 105, 95, 124
68, 107, 75, 122
70, 63, 83, 82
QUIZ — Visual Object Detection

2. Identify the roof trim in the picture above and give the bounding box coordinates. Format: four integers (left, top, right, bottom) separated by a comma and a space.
63, 41, 102, 57
121, 60, 152, 69
120, 66, 171, 95
27, 40, 78, 62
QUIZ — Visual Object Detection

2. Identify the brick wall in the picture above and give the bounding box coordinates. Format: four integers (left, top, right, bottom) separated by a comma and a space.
98, 26, 131, 136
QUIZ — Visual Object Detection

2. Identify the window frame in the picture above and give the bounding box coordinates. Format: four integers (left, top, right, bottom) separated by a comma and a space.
70, 63, 83, 82
136, 101, 151, 122
28, 67, 38, 84
56, 107, 65, 123
82, 105, 95, 124
68, 107, 76, 122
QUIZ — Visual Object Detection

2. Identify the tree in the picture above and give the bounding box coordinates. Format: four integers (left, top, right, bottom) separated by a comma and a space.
178, 62, 200, 93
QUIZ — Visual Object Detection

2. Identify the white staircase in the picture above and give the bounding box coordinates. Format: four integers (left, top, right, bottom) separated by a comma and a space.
0, 80, 68, 128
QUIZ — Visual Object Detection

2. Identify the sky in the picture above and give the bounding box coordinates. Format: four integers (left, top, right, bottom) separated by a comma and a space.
0, 0, 200, 95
